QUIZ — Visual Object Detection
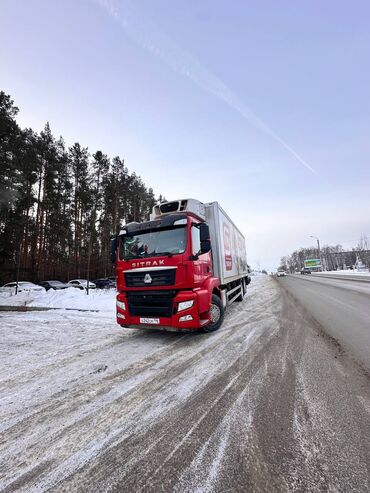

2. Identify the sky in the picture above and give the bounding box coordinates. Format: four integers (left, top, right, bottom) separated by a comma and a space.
1, 0, 370, 270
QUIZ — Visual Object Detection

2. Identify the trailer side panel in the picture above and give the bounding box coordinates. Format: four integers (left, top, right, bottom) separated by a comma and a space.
205, 202, 248, 285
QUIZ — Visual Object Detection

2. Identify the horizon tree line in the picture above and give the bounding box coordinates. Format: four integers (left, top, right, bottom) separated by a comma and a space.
0, 91, 165, 284
279, 239, 370, 272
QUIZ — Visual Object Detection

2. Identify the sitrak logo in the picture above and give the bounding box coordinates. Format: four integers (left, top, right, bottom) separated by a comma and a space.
144, 273, 152, 284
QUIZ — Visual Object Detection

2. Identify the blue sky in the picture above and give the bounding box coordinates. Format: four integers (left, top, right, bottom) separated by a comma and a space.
1, 0, 370, 269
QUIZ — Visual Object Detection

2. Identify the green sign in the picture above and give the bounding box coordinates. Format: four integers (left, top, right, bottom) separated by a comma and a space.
304, 258, 321, 268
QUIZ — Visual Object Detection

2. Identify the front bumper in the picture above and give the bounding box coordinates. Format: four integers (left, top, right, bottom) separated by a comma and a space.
116, 290, 209, 330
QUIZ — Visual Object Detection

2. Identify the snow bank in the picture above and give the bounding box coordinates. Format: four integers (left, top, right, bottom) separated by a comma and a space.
0, 288, 116, 313
317, 269, 370, 277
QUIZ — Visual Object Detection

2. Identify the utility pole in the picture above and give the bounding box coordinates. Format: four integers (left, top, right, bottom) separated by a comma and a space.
310, 235, 324, 271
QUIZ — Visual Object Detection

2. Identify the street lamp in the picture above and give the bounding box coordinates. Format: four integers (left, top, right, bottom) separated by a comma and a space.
310, 235, 323, 271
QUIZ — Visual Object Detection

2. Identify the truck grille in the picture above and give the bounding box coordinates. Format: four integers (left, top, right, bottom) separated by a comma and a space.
126, 290, 176, 318
124, 269, 176, 287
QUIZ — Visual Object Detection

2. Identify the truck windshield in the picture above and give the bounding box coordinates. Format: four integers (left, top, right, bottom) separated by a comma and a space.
119, 226, 187, 260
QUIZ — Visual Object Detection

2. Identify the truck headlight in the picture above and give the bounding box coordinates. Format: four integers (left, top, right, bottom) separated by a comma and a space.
116, 300, 126, 310
117, 312, 125, 319
178, 300, 194, 312
179, 315, 193, 322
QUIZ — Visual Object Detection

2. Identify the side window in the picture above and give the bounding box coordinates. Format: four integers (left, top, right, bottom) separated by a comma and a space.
191, 225, 201, 256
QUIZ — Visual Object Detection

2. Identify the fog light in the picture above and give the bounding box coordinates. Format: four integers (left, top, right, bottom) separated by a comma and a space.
116, 301, 126, 310
178, 300, 194, 312
179, 315, 193, 322
117, 312, 125, 319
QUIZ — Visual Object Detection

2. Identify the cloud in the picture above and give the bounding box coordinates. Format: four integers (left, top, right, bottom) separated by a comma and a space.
96, 0, 316, 174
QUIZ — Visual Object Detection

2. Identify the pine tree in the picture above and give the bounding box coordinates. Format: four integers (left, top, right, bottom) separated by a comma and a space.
69, 143, 91, 278
0, 91, 162, 284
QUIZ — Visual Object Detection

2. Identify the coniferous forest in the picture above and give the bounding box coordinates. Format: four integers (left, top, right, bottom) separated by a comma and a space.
0, 91, 163, 284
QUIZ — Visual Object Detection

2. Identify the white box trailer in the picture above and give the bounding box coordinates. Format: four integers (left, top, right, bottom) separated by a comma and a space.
205, 202, 248, 285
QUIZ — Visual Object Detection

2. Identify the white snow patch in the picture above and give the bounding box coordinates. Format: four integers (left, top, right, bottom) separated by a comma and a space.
0, 287, 116, 312
315, 269, 370, 276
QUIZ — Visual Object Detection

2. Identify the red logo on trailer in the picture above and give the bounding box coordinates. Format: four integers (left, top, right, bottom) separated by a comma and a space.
223, 222, 232, 271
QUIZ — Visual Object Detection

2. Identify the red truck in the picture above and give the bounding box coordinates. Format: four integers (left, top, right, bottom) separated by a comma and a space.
111, 199, 250, 332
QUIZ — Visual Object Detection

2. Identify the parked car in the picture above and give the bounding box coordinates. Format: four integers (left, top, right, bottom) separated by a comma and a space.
0, 281, 46, 294
300, 268, 312, 275
38, 280, 69, 291
276, 270, 287, 277
92, 278, 116, 289
67, 279, 96, 290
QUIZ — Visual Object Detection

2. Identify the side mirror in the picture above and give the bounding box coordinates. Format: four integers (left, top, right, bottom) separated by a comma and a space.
200, 239, 211, 254
199, 223, 210, 242
199, 223, 211, 254
110, 236, 118, 264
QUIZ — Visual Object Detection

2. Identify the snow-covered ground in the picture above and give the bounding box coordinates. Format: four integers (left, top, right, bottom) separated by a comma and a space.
0, 287, 116, 312
314, 269, 370, 276
1, 276, 369, 492
0, 277, 275, 491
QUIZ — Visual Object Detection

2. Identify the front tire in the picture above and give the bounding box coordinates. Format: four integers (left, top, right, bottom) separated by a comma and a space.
203, 294, 224, 333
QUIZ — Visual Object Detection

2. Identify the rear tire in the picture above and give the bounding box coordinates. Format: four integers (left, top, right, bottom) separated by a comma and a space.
203, 294, 224, 333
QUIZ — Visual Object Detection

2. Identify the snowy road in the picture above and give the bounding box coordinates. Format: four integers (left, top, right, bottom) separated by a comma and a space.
1, 277, 369, 492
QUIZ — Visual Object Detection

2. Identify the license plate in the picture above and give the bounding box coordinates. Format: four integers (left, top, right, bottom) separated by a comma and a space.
140, 317, 160, 324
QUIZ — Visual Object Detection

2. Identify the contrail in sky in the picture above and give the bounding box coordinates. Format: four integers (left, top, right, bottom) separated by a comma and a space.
97, 0, 316, 174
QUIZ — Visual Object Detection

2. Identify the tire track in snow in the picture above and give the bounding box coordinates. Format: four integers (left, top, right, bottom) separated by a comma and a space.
0, 277, 282, 492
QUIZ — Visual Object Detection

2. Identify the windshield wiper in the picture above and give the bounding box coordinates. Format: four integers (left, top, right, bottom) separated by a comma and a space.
150, 252, 174, 258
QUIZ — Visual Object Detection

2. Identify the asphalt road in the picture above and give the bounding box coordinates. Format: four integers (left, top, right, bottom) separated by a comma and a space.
279, 274, 370, 371
1, 276, 369, 492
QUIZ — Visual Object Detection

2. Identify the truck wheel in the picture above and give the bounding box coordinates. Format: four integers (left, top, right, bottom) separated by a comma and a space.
204, 294, 224, 332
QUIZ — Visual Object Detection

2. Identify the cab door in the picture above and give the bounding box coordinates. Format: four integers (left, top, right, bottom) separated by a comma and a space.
191, 223, 212, 286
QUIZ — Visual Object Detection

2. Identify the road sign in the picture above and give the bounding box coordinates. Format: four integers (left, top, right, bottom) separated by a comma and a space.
304, 258, 321, 268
